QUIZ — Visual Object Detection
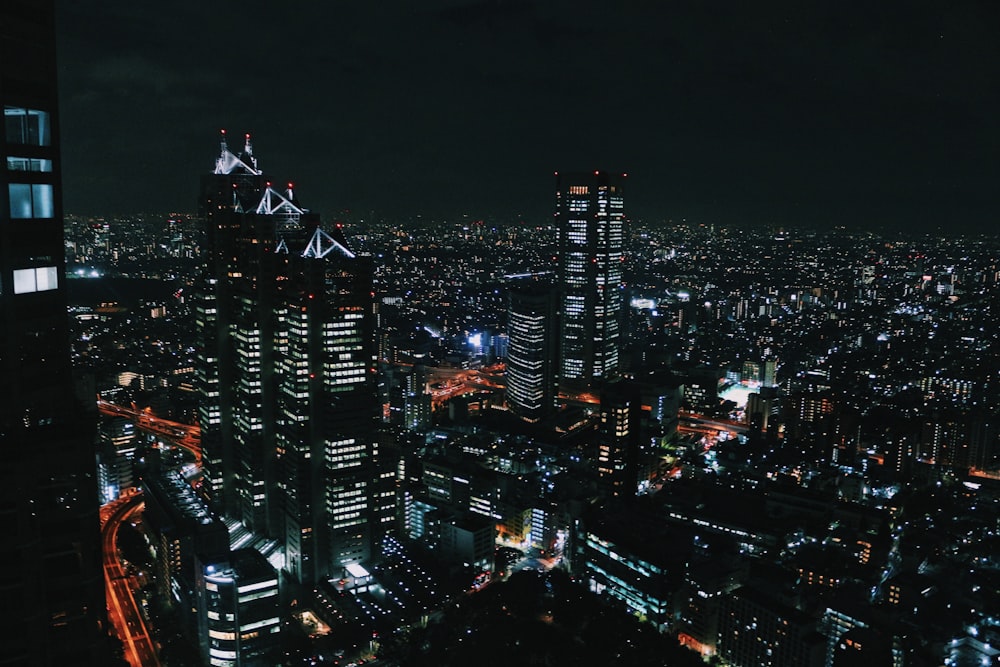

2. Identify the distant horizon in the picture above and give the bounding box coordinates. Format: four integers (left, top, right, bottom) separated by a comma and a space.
62, 208, 999, 241
55, 1, 997, 234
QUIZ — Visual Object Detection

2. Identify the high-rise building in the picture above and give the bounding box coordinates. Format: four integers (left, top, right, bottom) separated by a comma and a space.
195, 549, 281, 667
278, 229, 382, 583
555, 171, 626, 392
195, 134, 383, 584
597, 379, 642, 497
197, 132, 314, 539
196, 130, 269, 522
505, 280, 557, 422
0, 1, 110, 663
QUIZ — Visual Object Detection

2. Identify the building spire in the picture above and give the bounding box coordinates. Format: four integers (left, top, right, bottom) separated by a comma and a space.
213, 129, 262, 176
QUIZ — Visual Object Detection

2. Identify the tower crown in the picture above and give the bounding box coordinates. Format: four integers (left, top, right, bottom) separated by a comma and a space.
214, 128, 261, 176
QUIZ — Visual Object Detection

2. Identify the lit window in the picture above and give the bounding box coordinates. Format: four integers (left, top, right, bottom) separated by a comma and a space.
6, 157, 52, 172
8, 183, 54, 219
13, 266, 59, 294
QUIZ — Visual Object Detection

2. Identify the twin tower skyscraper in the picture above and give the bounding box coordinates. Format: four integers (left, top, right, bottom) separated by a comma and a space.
195, 132, 391, 584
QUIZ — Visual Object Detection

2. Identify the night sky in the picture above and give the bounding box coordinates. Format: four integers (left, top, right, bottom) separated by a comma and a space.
55, 1, 997, 231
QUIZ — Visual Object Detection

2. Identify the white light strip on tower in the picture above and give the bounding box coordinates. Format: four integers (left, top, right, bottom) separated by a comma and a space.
255, 186, 304, 216
302, 226, 356, 260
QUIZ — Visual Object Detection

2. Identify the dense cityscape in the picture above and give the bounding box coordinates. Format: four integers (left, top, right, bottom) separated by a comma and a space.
54, 147, 1000, 667
4, 2, 1000, 667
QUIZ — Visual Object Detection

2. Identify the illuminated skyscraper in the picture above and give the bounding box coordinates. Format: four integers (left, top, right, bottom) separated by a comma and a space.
0, 1, 110, 663
196, 131, 274, 532
555, 171, 626, 391
279, 227, 382, 583
506, 280, 557, 422
195, 134, 383, 584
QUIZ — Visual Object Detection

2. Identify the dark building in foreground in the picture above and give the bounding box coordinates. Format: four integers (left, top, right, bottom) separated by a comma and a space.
718, 587, 826, 667
0, 2, 110, 664
596, 379, 643, 497
576, 509, 691, 633
142, 468, 229, 613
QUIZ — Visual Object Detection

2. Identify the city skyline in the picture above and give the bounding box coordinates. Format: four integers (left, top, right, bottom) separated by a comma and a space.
7, 1, 1000, 665
55, 1, 998, 231
61, 163, 1000, 666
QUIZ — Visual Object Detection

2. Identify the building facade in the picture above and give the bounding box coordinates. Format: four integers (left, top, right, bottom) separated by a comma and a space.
555, 171, 626, 392
597, 379, 643, 497
96, 416, 138, 503
279, 235, 382, 583
196, 549, 281, 667
717, 587, 826, 667
577, 525, 676, 631
505, 280, 557, 421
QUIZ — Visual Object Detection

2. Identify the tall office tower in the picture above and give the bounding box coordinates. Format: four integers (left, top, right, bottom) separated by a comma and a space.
196, 135, 382, 584
555, 171, 626, 392
198, 132, 314, 538
0, 2, 110, 664
196, 130, 268, 520
506, 280, 557, 422
279, 227, 381, 583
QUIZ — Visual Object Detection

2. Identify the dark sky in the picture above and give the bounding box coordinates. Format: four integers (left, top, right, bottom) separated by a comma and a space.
55, 0, 998, 231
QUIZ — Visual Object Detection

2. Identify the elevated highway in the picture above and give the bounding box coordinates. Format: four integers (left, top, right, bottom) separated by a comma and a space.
97, 399, 201, 462
102, 492, 160, 667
